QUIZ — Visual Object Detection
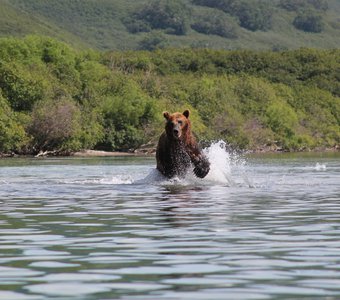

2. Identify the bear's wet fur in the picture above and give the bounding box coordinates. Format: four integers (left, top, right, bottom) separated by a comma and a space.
156, 110, 210, 179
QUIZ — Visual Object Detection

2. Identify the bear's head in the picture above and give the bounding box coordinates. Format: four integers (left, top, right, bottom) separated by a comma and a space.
163, 110, 191, 141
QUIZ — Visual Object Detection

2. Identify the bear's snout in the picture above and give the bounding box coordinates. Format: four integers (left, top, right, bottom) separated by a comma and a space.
173, 124, 181, 138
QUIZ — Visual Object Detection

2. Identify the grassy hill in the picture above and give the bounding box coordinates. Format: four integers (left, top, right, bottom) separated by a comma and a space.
1, 0, 340, 50
0, 0, 89, 49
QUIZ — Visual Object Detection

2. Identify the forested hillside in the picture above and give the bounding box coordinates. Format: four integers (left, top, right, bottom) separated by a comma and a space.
1, 0, 340, 50
0, 36, 339, 155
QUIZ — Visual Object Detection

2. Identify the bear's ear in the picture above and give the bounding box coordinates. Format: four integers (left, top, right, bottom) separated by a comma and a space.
183, 110, 190, 118
163, 111, 170, 120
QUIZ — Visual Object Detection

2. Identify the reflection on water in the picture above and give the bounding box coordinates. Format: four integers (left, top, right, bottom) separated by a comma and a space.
0, 147, 340, 300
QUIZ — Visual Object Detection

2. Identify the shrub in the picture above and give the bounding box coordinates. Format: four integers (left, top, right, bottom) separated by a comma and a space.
192, 0, 273, 31
123, 16, 151, 34
265, 100, 299, 138
28, 98, 82, 152
99, 78, 158, 151
279, 0, 328, 11
191, 11, 238, 38
129, 0, 190, 35
0, 61, 49, 111
293, 11, 324, 33
0, 94, 27, 153
191, 0, 238, 14
235, 1, 273, 31
279, 0, 309, 11
138, 32, 169, 51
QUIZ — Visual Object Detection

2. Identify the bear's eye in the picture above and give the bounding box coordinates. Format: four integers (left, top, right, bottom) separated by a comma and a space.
178, 120, 183, 125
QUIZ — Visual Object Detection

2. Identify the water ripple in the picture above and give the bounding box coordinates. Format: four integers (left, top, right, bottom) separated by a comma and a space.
0, 154, 339, 299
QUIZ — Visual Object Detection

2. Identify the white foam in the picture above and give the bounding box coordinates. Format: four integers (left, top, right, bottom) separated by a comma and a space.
63, 175, 134, 185
101, 175, 134, 185
315, 163, 327, 171
203, 140, 235, 185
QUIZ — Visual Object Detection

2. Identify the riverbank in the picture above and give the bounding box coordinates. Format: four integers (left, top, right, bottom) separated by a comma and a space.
0, 150, 148, 158
1, 145, 338, 159
73, 150, 144, 157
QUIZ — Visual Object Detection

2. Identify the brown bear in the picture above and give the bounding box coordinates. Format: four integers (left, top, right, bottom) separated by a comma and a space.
156, 110, 210, 179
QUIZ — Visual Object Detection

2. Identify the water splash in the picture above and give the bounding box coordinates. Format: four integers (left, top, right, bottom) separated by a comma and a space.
88, 140, 250, 187
152, 140, 250, 187
203, 140, 235, 185
314, 163, 327, 171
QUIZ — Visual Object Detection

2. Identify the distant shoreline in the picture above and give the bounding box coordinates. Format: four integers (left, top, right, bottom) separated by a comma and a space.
1, 146, 339, 159
0, 149, 154, 158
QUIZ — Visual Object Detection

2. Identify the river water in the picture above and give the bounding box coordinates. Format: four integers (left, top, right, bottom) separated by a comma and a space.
0, 142, 340, 300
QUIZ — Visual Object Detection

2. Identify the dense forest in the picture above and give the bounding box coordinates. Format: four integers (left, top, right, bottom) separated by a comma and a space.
0, 36, 339, 156
1, 0, 340, 50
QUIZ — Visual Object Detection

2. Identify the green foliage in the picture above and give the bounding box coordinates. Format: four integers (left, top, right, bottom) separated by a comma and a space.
128, 0, 190, 35
293, 10, 325, 32
192, 0, 273, 31
0, 61, 47, 111
99, 76, 158, 151
0, 93, 27, 152
280, 0, 328, 11
191, 0, 238, 14
0, 36, 339, 154
265, 101, 299, 140
138, 32, 169, 51
123, 16, 152, 34
308, 0, 329, 11
191, 10, 238, 38
234, 1, 273, 31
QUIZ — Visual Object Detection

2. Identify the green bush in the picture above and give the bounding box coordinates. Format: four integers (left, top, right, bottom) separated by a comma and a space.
191, 11, 238, 38
191, 0, 238, 14
192, 0, 273, 31
0, 94, 27, 153
28, 98, 82, 152
265, 100, 298, 137
293, 11, 324, 33
234, 1, 273, 31
279, 0, 309, 11
129, 0, 190, 35
99, 77, 158, 151
138, 32, 169, 51
279, 0, 328, 11
123, 16, 151, 34
308, 0, 328, 11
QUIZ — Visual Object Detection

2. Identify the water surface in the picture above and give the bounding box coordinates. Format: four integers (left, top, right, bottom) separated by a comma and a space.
0, 144, 340, 299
